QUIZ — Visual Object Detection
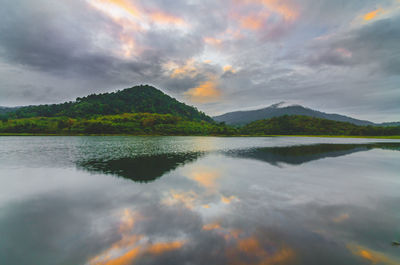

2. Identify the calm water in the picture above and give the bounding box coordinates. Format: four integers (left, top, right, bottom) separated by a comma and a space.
1, 136, 400, 265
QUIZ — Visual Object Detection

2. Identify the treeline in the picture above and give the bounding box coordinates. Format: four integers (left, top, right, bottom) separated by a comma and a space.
0, 113, 236, 135
241, 115, 400, 136
3, 85, 212, 122
1, 114, 399, 136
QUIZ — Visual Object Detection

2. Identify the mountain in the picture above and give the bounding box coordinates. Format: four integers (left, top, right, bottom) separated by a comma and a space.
380, 122, 400, 127
6, 85, 213, 122
213, 102, 396, 126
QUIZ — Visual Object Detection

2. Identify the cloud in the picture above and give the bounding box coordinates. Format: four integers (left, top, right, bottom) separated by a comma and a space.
0, 0, 399, 120
88, 0, 188, 27
226, 236, 295, 265
202, 222, 222, 231
187, 166, 222, 190
3, 147, 400, 265
166, 59, 199, 79
306, 14, 400, 75
332, 213, 350, 223
348, 244, 400, 265
184, 79, 222, 103
161, 190, 198, 209
204, 36, 224, 47
240, 0, 299, 22
87, 208, 186, 265
221, 195, 237, 204
363, 8, 383, 21
223, 65, 237, 73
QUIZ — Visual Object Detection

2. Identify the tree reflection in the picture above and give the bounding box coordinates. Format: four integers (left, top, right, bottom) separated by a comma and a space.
77, 152, 203, 182
227, 142, 400, 166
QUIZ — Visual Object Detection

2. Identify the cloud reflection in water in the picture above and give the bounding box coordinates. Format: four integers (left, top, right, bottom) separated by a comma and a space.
1, 139, 400, 265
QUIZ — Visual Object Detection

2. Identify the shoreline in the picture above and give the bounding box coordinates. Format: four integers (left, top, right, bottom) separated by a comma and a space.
1, 133, 399, 139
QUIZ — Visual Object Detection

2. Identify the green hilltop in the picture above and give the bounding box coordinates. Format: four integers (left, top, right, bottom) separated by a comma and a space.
6, 85, 212, 122
241, 115, 400, 136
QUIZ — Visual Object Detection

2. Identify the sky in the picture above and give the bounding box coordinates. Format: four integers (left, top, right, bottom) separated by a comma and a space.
0, 0, 399, 122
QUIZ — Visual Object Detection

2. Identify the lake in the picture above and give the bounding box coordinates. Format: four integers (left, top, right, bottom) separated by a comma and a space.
1, 136, 400, 265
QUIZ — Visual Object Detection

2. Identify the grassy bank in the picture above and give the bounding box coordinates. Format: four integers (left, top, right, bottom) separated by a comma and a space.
1, 133, 400, 139
249, 135, 400, 139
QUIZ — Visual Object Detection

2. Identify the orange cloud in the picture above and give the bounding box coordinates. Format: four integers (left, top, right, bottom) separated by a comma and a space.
185, 79, 222, 103
261, 0, 298, 21
167, 59, 199, 79
239, 0, 298, 21
204, 37, 223, 47
119, 208, 136, 232
364, 8, 383, 21
149, 11, 186, 26
223, 65, 237, 73
203, 222, 222, 231
221, 195, 237, 204
89, 0, 187, 27
237, 237, 262, 254
90, 245, 142, 265
88, 208, 185, 265
235, 9, 271, 31
187, 167, 221, 190
89, 239, 185, 265
240, 15, 264, 30
162, 190, 198, 209
226, 236, 295, 265
106, 0, 140, 17
88, 0, 140, 20
147, 241, 185, 255
119, 34, 138, 58
348, 244, 400, 265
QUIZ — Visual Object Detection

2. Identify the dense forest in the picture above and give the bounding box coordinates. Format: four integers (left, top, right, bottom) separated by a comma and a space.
2, 85, 212, 122
241, 115, 400, 136
0, 113, 236, 135
1, 114, 399, 136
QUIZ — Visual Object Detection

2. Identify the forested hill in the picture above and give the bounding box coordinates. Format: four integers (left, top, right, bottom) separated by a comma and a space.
5, 85, 213, 122
241, 115, 400, 136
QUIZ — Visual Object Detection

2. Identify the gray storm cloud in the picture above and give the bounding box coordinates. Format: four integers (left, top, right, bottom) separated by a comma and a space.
0, 0, 399, 122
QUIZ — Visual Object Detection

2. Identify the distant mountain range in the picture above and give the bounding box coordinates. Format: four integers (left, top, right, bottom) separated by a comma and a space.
1, 86, 399, 136
213, 102, 400, 126
1, 90, 399, 127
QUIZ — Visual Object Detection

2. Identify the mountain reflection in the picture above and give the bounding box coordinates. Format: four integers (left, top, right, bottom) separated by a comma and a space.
77, 143, 400, 182
77, 152, 203, 182
227, 142, 400, 166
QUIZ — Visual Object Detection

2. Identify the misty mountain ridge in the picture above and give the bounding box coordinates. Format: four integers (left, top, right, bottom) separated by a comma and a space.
213, 101, 399, 126
0, 106, 20, 115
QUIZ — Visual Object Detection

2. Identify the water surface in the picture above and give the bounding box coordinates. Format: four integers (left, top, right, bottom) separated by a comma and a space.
1, 136, 399, 265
